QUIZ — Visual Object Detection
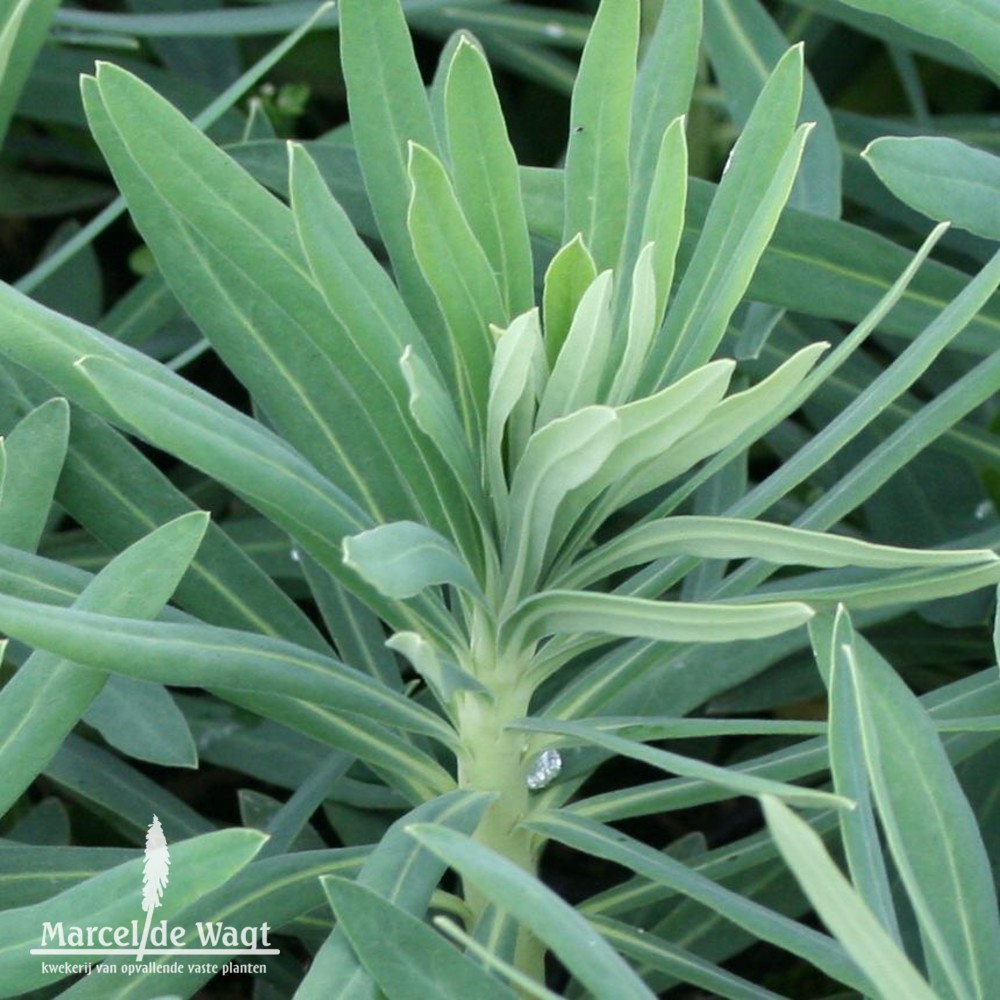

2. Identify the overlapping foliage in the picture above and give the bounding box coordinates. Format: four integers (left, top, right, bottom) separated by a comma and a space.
0, 0, 999, 997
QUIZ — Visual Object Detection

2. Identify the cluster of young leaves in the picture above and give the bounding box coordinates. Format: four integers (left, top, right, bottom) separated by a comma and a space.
1, 0, 1000, 997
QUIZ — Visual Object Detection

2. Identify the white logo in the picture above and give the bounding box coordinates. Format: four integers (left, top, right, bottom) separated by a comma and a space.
30, 815, 278, 975
138, 815, 170, 961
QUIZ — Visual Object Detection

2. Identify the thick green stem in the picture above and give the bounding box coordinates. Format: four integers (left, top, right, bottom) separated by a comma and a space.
456, 677, 546, 984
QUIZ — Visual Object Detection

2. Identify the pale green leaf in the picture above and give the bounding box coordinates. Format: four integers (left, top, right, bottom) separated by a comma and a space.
845, 610, 1000, 998
511, 717, 849, 811
407, 823, 658, 1000
563, 0, 639, 270
321, 877, 519, 1000
762, 796, 937, 1000
343, 521, 482, 601
0, 398, 68, 552
407, 141, 505, 438
542, 234, 597, 365
864, 136, 1000, 241
536, 271, 613, 426
445, 37, 533, 316
0, 512, 208, 815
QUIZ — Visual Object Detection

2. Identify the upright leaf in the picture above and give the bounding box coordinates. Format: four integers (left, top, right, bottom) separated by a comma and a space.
445, 37, 534, 316
846, 612, 1000, 998
408, 142, 505, 439
563, 0, 639, 270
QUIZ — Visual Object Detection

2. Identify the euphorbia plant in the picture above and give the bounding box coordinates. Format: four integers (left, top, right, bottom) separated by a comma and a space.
1, 0, 999, 996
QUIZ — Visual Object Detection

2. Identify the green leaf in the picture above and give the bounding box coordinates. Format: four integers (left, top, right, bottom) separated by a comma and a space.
642, 44, 806, 387
502, 407, 620, 606
608, 243, 662, 404
563, 515, 998, 590
82, 676, 198, 769
296, 791, 492, 1000
0, 593, 457, 747
761, 796, 937, 1000
339, 0, 443, 329
811, 610, 901, 942
511, 718, 849, 811
83, 65, 427, 528
704, 0, 842, 217
591, 915, 785, 1000
407, 142, 505, 439
72, 354, 369, 584
506, 591, 814, 656
388, 631, 488, 709
400, 345, 489, 539
407, 823, 658, 1000
45, 733, 212, 842
542, 235, 598, 366
486, 308, 546, 521
621, 0, 701, 277
0, 0, 62, 149
563, 0, 639, 270
834, 0, 1000, 82
288, 142, 477, 553
0, 398, 68, 551
343, 521, 482, 601
536, 271, 613, 426
525, 809, 869, 993
637, 120, 689, 334
864, 136, 1000, 241
0, 845, 135, 908
321, 877, 519, 1000
0, 827, 264, 997
844, 608, 1000, 998
0, 512, 207, 815
445, 37, 534, 316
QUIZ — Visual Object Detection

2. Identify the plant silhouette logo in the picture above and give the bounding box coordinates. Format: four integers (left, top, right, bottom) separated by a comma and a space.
30, 815, 277, 964
137, 815, 169, 961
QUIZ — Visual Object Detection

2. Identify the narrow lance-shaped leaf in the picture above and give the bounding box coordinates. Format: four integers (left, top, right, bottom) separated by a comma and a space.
321, 877, 520, 1000
812, 609, 901, 942
0, 592, 458, 747
296, 791, 493, 1000
445, 37, 534, 316
562, 514, 998, 590
0, 512, 208, 816
536, 271, 614, 426
407, 823, 658, 1000
502, 407, 620, 608
845, 610, 1000, 998
288, 141, 478, 554
761, 795, 937, 1000
704, 0, 841, 217
84, 66, 429, 527
620, 0, 701, 278
641, 44, 806, 389
505, 590, 814, 659
339, 0, 444, 328
510, 717, 849, 811
407, 141, 505, 440
563, 0, 639, 270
